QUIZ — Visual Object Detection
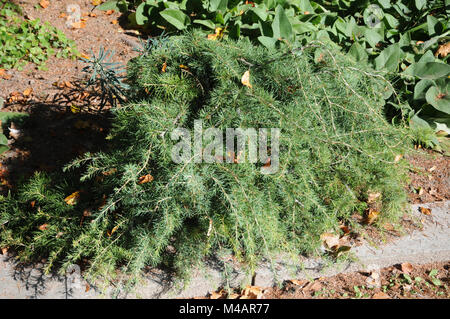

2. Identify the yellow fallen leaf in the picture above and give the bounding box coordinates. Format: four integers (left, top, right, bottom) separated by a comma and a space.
91, 0, 102, 6
161, 61, 167, 73
207, 27, 225, 41
366, 209, 380, 224
65, 191, 81, 205
241, 70, 252, 88
70, 105, 81, 113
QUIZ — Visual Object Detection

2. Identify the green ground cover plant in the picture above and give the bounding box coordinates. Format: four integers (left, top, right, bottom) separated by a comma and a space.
0, 0, 78, 70
96, 0, 449, 147
0, 33, 410, 288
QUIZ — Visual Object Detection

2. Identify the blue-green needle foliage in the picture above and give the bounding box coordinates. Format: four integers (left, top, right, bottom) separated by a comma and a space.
0, 33, 410, 287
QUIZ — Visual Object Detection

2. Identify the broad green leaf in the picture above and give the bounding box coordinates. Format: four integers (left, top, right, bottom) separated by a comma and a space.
250, 7, 269, 21
426, 86, 450, 114
414, 79, 434, 100
193, 19, 216, 30
97, 0, 119, 11
272, 5, 292, 39
160, 9, 190, 30
375, 43, 402, 72
415, 0, 426, 10
209, 0, 228, 12
412, 62, 450, 80
258, 36, 277, 49
348, 42, 368, 62
364, 28, 383, 48
135, 2, 148, 25
426, 15, 440, 36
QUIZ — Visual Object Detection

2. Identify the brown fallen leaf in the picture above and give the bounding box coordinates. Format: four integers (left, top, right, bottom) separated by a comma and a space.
71, 21, 86, 29
320, 232, 340, 249
304, 281, 322, 292
210, 289, 226, 299
0, 68, 11, 80
241, 286, 264, 299
367, 191, 381, 203
85, 283, 90, 292
241, 70, 252, 89
111, 20, 118, 25
289, 279, 308, 287
372, 291, 390, 299
435, 42, 450, 58
1, 247, 8, 255
39, 223, 49, 231
59, 12, 67, 18
366, 208, 380, 225
401, 262, 413, 273
65, 191, 81, 205
419, 206, 431, 216
39, 0, 50, 9
105, 10, 114, 15
138, 174, 154, 185
161, 61, 167, 73
23, 87, 33, 97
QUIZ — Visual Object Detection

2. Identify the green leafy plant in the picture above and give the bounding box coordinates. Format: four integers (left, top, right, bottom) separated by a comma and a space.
0, 33, 410, 289
81, 47, 129, 108
96, 0, 449, 147
0, 0, 78, 70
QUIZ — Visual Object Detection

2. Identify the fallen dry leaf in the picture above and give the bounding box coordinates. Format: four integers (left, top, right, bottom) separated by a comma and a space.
210, 289, 226, 299
38, 223, 49, 231
241, 70, 252, 88
39, 0, 50, 9
401, 262, 413, 273
138, 174, 154, 185
59, 12, 67, 18
394, 154, 402, 162
207, 27, 225, 41
320, 232, 340, 250
71, 21, 86, 29
304, 281, 322, 292
65, 191, 81, 205
0, 68, 11, 80
367, 191, 381, 203
23, 87, 33, 97
289, 279, 308, 287
366, 208, 380, 225
428, 166, 436, 172
1, 247, 8, 255
372, 291, 390, 299
435, 42, 450, 58
419, 206, 432, 216
161, 61, 167, 73
105, 10, 114, 15
111, 20, 118, 25
241, 286, 264, 299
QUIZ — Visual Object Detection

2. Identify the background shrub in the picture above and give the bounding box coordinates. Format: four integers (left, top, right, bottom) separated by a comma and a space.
97, 0, 449, 148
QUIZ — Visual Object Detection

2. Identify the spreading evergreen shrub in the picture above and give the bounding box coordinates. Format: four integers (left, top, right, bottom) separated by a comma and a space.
0, 33, 409, 287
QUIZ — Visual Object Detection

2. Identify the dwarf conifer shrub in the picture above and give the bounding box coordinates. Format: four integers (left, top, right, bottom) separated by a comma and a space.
0, 33, 409, 287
